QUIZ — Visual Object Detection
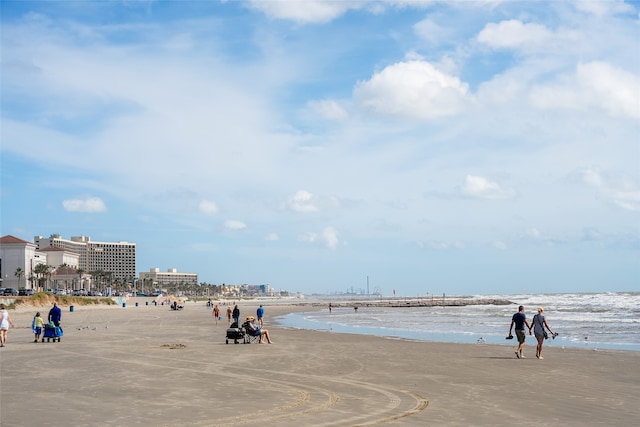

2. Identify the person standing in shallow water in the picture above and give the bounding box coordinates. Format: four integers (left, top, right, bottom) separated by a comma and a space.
531, 307, 555, 359
509, 305, 531, 359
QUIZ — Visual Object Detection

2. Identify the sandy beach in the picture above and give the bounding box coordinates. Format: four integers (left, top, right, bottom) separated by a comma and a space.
0, 299, 638, 426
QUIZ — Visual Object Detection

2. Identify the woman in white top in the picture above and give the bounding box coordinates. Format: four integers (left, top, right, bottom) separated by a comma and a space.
0, 303, 16, 347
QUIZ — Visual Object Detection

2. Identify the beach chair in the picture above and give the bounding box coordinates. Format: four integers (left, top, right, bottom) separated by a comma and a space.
242, 321, 261, 344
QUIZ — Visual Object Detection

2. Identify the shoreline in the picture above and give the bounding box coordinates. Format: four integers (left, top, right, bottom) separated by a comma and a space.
6, 297, 639, 353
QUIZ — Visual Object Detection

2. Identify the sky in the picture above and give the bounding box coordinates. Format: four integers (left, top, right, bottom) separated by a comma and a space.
1, 1, 639, 296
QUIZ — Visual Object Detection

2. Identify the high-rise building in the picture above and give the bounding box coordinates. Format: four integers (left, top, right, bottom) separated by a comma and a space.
34, 234, 136, 281
139, 268, 198, 288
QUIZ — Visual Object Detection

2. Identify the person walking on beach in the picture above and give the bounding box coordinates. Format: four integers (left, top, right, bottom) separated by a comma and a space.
531, 307, 555, 359
257, 305, 264, 327
49, 302, 62, 327
226, 306, 233, 325
0, 303, 15, 347
509, 305, 531, 359
232, 305, 240, 325
32, 312, 45, 343
213, 304, 220, 324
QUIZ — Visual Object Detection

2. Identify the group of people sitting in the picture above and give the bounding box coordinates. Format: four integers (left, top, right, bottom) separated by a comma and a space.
170, 301, 184, 311
244, 316, 272, 344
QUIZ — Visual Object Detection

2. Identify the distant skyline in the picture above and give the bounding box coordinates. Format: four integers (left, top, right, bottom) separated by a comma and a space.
1, 1, 638, 296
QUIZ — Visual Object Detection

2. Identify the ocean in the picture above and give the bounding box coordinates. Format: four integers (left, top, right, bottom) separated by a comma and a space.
276, 292, 640, 351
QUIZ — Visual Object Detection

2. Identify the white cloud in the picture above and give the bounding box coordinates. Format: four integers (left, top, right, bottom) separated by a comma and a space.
477, 19, 554, 50
461, 175, 515, 200
492, 241, 508, 251
299, 226, 340, 249
526, 228, 541, 239
308, 99, 349, 121
573, 0, 635, 17
580, 168, 640, 212
612, 191, 640, 212
224, 220, 247, 230
322, 226, 340, 249
581, 168, 605, 189
198, 200, 218, 215
353, 60, 470, 119
531, 62, 640, 119
414, 18, 450, 46
247, 0, 437, 24
247, 0, 361, 23
299, 231, 318, 243
62, 197, 106, 213
265, 232, 279, 241
286, 190, 318, 212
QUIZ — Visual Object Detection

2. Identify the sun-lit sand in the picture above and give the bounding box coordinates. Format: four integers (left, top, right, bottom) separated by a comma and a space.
1, 299, 638, 426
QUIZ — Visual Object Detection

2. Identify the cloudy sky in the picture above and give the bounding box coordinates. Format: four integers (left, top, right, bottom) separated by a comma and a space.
1, 1, 638, 296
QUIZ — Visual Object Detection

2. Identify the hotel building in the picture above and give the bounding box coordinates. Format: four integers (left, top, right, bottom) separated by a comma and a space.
139, 268, 198, 288
34, 234, 136, 281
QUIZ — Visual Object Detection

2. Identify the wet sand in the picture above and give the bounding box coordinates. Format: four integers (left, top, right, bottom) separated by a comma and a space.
0, 300, 638, 426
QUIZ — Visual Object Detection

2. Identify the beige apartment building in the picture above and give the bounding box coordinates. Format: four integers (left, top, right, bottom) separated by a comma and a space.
34, 234, 136, 281
138, 268, 198, 289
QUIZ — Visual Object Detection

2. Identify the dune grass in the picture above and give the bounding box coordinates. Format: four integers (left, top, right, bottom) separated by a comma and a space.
7, 292, 117, 309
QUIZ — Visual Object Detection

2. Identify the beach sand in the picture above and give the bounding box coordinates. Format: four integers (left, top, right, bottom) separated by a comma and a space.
0, 300, 638, 426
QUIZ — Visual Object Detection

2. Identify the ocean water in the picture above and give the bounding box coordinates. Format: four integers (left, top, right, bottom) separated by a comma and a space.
276, 292, 640, 351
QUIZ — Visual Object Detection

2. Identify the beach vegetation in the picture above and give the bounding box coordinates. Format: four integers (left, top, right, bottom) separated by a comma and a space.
8, 292, 117, 309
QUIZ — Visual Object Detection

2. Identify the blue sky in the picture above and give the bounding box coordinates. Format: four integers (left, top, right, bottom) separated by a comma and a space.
1, 1, 639, 296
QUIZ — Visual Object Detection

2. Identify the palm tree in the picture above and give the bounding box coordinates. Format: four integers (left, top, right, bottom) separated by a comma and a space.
14, 267, 24, 289
74, 268, 83, 291
33, 263, 52, 290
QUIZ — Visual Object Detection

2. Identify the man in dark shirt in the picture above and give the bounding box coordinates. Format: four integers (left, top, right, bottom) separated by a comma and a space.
48, 302, 62, 326
509, 305, 531, 359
